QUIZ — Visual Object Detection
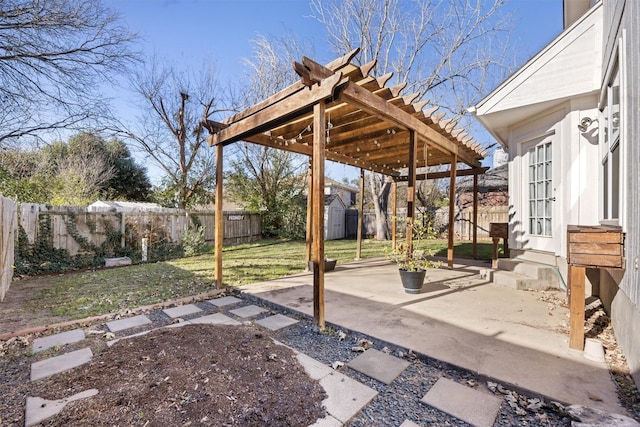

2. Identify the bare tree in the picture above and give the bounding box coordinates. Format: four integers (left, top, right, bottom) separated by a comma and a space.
115, 60, 224, 209
0, 0, 138, 147
51, 152, 114, 205
311, 0, 512, 239
225, 35, 312, 237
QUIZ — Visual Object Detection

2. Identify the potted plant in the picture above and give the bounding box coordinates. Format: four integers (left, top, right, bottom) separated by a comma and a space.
308, 258, 337, 272
386, 220, 442, 293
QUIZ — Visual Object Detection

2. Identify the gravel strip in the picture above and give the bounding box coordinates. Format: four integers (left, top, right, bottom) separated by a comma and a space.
270, 312, 571, 426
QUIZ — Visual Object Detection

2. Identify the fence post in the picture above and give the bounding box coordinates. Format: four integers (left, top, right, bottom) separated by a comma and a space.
120, 212, 126, 249
141, 237, 148, 262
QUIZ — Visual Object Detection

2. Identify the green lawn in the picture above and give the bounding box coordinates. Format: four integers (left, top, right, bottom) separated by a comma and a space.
27, 238, 494, 321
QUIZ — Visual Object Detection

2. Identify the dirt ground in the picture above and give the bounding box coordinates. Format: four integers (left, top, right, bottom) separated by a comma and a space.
0, 276, 68, 333
6, 324, 326, 426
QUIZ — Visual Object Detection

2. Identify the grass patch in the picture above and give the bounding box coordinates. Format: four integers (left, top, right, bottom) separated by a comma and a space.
26, 238, 494, 322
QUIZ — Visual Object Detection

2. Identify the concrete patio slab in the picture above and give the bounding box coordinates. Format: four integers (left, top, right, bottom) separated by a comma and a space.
25, 389, 98, 427
255, 314, 298, 331
162, 304, 202, 319
190, 313, 241, 326
106, 314, 152, 332
32, 328, 85, 353
207, 296, 242, 307
347, 348, 410, 384
229, 304, 267, 318
319, 371, 378, 423
399, 421, 421, 427
239, 257, 626, 415
31, 347, 93, 381
421, 377, 502, 427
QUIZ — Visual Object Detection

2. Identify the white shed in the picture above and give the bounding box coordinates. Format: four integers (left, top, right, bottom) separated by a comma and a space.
88, 201, 166, 212
324, 194, 346, 240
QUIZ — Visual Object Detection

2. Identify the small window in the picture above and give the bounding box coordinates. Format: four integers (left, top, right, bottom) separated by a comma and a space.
601, 61, 620, 221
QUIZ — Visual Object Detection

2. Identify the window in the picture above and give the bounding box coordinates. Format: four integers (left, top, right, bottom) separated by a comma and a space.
529, 141, 552, 236
601, 62, 620, 220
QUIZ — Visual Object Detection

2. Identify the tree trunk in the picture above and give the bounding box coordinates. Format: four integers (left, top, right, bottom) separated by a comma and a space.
368, 173, 391, 241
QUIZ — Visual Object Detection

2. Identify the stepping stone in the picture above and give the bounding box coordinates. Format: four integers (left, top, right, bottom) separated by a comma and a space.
190, 313, 241, 326
309, 415, 342, 427
400, 421, 421, 427
295, 352, 376, 423
32, 329, 85, 353
162, 304, 202, 318
106, 314, 152, 332
421, 378, 502, 427
25, 389, 98, 427
229, 304, 267, 318
296, 353, 334, 380
106, 330, 151, 347
104, 256, 131, 267
31, 348, 93, 381
256, 314, 298, 331
347, 348, 410, 384
207, 296, 242, 307
566, 405, 640, 426
319, 370, 378, 423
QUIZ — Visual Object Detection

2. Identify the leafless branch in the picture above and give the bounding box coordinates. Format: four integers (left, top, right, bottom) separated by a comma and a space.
0, 0, 139, 146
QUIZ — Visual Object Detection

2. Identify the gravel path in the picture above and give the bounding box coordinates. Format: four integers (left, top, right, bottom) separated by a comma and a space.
270, 308, 572, 426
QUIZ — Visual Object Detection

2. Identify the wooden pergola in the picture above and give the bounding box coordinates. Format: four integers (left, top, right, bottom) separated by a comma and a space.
205, 49, 488, 328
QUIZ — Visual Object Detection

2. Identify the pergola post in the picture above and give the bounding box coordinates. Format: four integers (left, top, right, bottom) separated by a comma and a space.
214, 143, 224, 288
406, 131, 417, 253
472, 173, 479, 259
391, 180, 397, 250
305, 161, 313, 271
355, 168, 364, 260
447, 154, 458, 268
312, 102, 326, 329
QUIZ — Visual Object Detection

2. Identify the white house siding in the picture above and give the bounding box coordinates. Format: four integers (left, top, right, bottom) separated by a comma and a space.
472, 4, 604, 270
488, 11, 601, 112
473, 0, 640, 382
597, 0, 640, 387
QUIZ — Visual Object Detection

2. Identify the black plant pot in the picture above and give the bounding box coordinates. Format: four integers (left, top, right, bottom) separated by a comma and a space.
308, 259, 337, 272
398, 269, 426, 294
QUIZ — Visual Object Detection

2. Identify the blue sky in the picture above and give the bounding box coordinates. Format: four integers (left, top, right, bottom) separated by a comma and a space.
106, 0, 563, 182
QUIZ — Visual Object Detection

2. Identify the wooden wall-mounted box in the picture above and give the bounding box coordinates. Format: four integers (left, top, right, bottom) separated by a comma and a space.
489, 222, 509, 239
567, 225, 624, 268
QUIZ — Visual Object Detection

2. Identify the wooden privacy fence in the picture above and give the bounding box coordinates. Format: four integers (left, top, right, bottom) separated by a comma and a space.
18, 204, 262, 257
349, 206, 509, 240
455, 206, 510, 240
0, 197, 18, 302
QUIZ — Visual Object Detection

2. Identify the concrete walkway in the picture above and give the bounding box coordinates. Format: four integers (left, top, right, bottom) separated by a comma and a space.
239, 257, 627, 416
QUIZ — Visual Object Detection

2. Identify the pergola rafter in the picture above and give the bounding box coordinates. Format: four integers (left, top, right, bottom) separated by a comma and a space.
205, 49, 487, 327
